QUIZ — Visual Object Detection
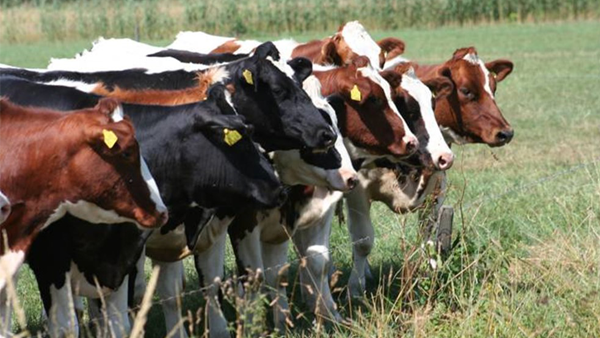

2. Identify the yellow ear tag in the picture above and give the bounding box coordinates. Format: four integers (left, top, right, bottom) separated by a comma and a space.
223, 128, 242, 146
431, 90, 437, 99
350, 85, 362, 102
242, 69, 254, 85
102, 129, 118, 149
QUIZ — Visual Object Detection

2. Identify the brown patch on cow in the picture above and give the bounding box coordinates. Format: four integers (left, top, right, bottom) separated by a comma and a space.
0, 98, 165, 253
210, 39, 242, 54
90, 67, 227, 105
413, 47, 514, 147
313, 57, 412, 157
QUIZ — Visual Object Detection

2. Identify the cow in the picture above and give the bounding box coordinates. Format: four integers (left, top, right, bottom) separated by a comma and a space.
1, 42, 337, 153
343, 47, 515, 299
0, 76, 283, 337
0, 192, 10, 225
0, 96, 170, 333
287, 62, 455, 323
384, 46, 514, 146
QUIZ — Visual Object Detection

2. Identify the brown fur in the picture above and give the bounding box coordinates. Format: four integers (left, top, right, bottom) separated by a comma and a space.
90, 68, 224, 105
0, 98, 165, 253
313, 57, 412, 157
210, 40, 242, 54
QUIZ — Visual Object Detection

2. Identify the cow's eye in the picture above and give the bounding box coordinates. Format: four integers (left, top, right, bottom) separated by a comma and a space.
459, 87, 475, 100
368, 96, 382, 106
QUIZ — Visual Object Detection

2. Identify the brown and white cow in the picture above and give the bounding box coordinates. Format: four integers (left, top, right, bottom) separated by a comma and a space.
384, 46, 514, 146
0, 98, 168, 288
343, 47, 515, 298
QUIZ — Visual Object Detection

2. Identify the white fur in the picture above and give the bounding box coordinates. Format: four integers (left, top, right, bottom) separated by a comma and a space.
399, 67, 453, 168
42, 200, 138, 231
44, 79, 98, 92
0, 191, 10, 225
463, 53, 494, 99
0, 251, 24, 291
168, 31, 236, 54
339, 21, 382, 70
47, 275, 79, 338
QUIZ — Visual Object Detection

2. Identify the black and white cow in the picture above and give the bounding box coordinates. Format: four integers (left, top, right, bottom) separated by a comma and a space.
0, 76, 284, 337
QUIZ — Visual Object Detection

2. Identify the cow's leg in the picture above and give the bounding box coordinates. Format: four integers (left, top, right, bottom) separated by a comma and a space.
86, 276, 131, 338
0, 274, 18, 336
261, 240, 290, 333
345, 185, 374, 298
132, 247, 147, 308
153, 259, 188, 338
47, 276, 80, 338
194, 230, 229, 338
230, 225, 265, 334
293, 207, 341, 323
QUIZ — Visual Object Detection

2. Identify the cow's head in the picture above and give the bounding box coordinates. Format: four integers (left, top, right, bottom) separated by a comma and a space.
0, 191, 10, 225
314, 21, 384, 69
384, 63, 454, 171
314, 56, 418, 162
272, 76, 358, 192
171, 84, 285, 209
71, 98, 168, 229
422, 47, 514, 147
227, 42, 336, 152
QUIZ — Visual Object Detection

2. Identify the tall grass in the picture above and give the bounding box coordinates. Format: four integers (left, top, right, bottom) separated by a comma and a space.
1, 0, 599, 43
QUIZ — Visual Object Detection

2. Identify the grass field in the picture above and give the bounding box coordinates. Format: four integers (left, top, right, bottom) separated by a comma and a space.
1, 20, 600, 337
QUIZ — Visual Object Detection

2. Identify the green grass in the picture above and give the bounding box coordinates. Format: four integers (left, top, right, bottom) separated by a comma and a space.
1, 20, 600, 337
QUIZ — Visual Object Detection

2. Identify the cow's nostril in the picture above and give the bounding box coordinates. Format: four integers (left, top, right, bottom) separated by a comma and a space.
0, 205, 9, 215
347, 176, 358, 190
437, 153, 454, 170
405, 137, 418, 154
496, 129, 514, 144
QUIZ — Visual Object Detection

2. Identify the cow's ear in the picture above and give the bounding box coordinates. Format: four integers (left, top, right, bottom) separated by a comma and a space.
253, 41, 280, 61
287, 57, 313, 83
422, 66, 454, 99
319, 39, 342, 65
183, 207, 216, 250
485, 59, 513, 82
95, 97, 121, 117
380, 70, 403, 90
378, 37, 406, 60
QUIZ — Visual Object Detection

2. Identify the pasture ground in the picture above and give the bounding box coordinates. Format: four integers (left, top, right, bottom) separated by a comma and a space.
1, 20, 599, 337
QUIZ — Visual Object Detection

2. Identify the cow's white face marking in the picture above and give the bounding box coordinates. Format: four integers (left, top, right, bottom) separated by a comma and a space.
0, 251, 24, 291
463, 53, 494, 99
399, 67, 453, 166
340, 21, 382, 70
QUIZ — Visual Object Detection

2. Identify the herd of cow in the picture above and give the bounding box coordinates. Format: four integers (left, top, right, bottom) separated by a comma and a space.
0, 21, 514, 337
